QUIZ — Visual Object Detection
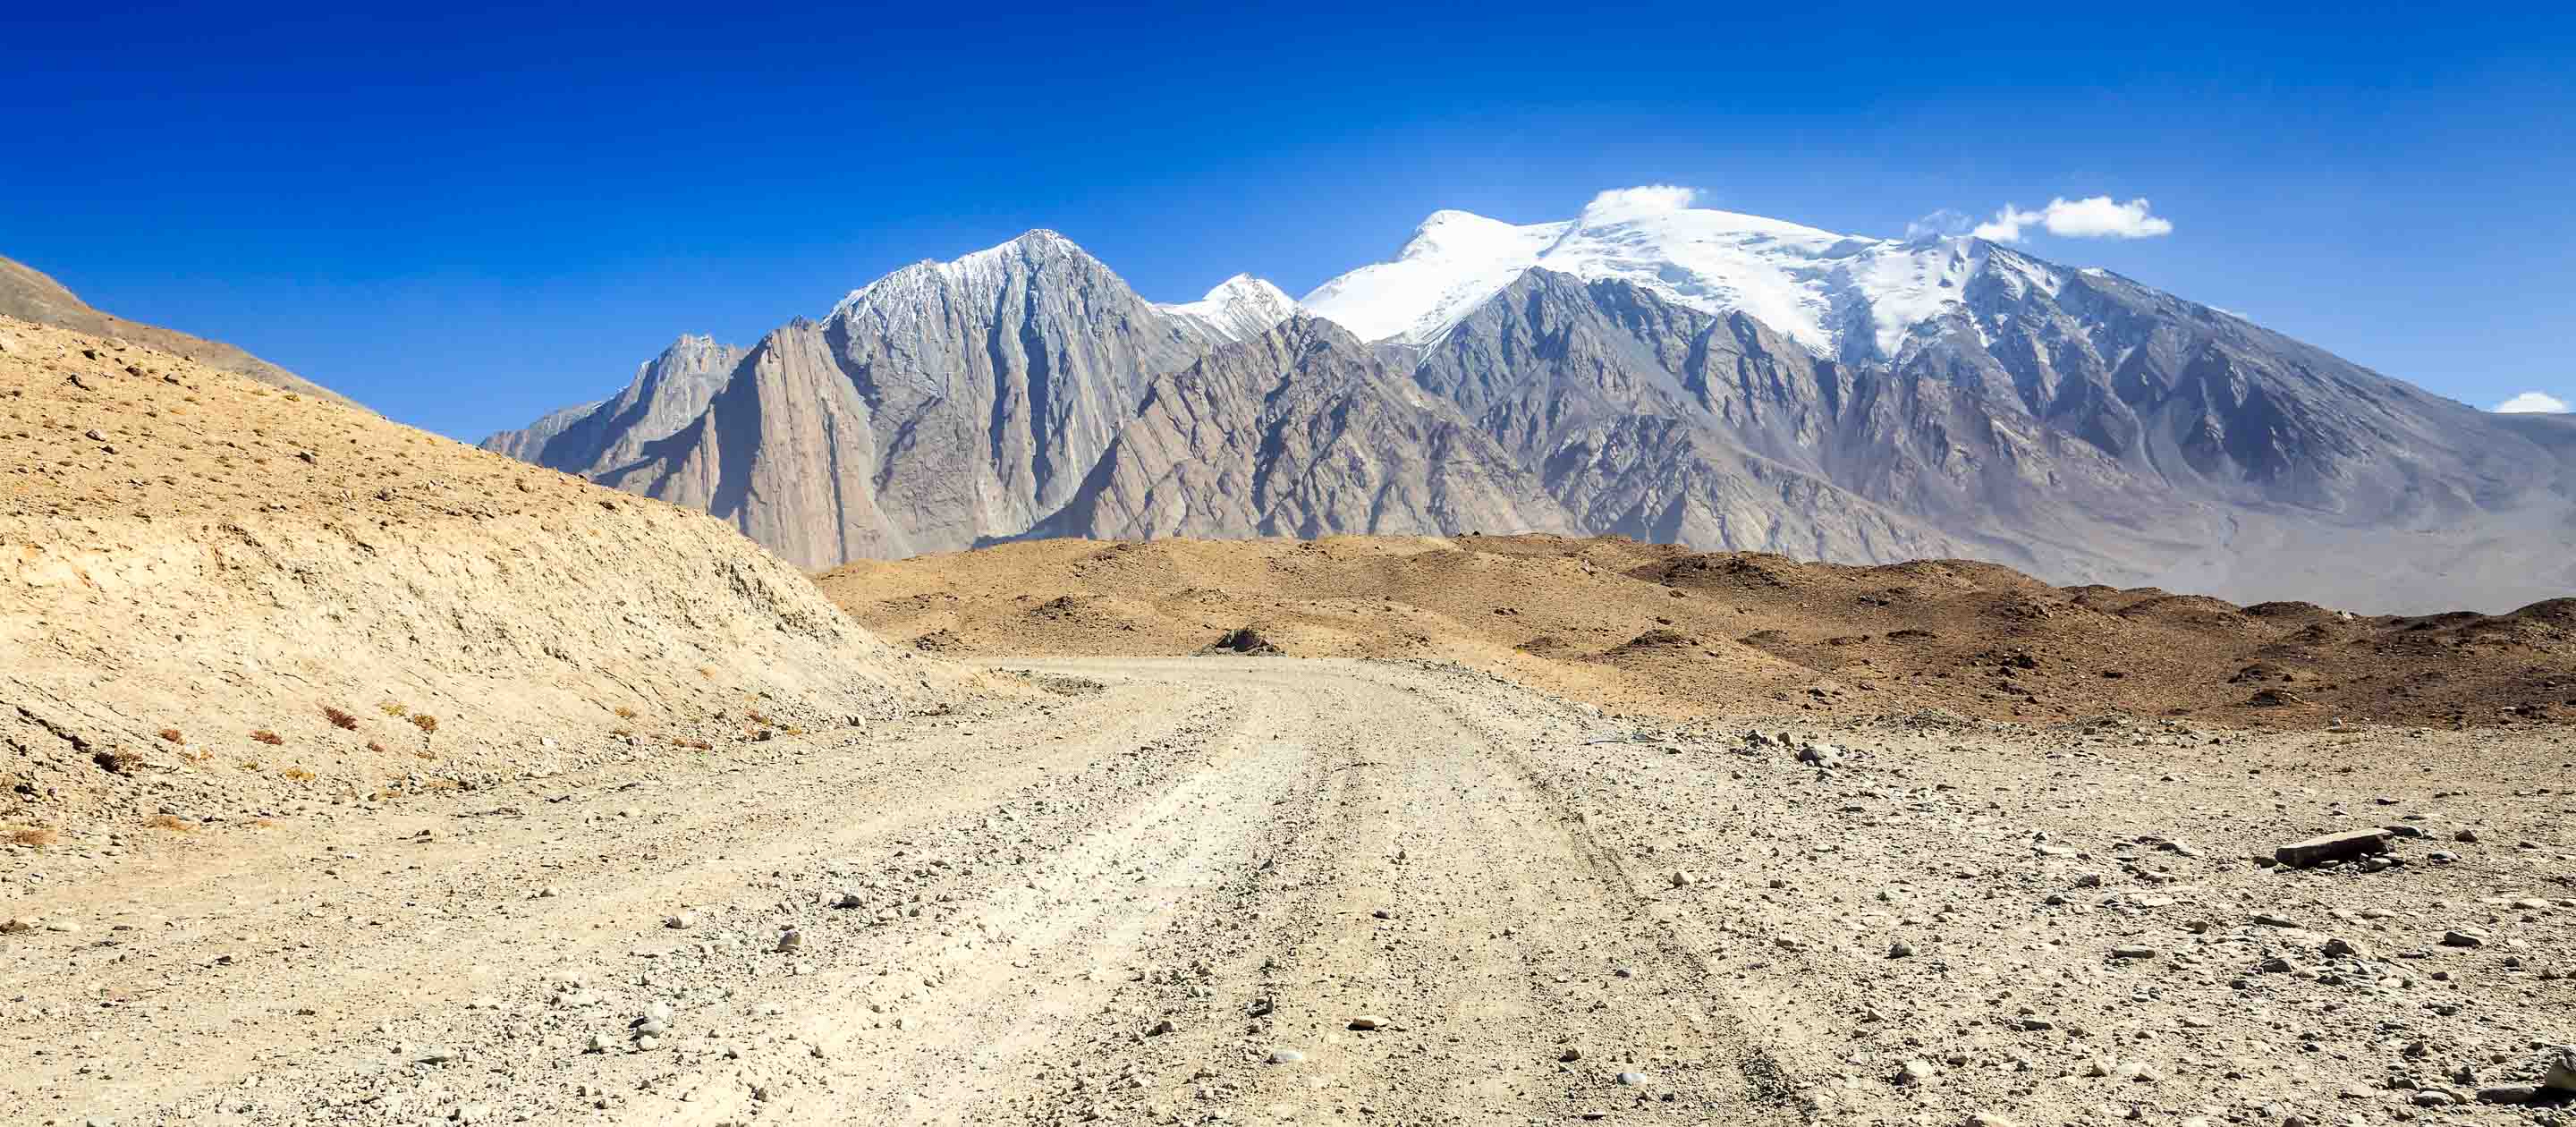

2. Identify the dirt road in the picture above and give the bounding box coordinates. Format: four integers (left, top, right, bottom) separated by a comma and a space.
6, 658, 2571, 1125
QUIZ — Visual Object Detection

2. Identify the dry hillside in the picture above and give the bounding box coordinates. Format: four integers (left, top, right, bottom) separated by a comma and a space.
820, 534, 2576, 729
0, 254, 352, 404
0, 314, 944, 838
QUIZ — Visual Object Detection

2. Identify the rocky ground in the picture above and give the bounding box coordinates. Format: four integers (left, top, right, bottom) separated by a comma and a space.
6, 657, 2568, 1126
818, 536, 2576, 730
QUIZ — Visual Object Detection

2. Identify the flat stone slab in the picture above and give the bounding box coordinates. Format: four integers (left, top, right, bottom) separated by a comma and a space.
2275, 829, 2394, 869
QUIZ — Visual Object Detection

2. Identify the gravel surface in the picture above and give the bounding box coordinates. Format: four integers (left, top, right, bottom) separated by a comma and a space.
4, 657, 2571, 1125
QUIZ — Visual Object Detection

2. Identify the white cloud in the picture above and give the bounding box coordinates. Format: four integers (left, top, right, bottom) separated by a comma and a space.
1577, 184, 1700, 225
1904, 208, 1972, 241
1973, 196, 2174, 242
2493, 391, 2571, 413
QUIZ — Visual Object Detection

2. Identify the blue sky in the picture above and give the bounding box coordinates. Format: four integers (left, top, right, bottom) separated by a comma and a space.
4, 2, 2572, 439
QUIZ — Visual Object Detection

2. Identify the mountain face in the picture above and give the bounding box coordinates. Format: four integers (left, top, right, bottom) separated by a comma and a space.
486, 204, 2576, 611
0, 253, 353, 405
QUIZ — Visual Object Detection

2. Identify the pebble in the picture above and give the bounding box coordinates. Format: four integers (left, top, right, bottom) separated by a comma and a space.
2111, 945, 2157, 960
1348, 1015, 1388, 1030
1268, 1048, 1305, 1064
663, 913, 693, 929
1615, 1071, 1648, 1087
1895, 1059, 1936, 1086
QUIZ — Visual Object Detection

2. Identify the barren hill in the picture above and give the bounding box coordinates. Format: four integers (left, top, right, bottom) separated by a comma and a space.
0, 254, 352, 406
0, 314, 937, 835
819, 533, 2576, 728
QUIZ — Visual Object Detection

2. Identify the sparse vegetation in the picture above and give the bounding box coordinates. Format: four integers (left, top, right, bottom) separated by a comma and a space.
324, 706, 359, 730
157, 727, 183, 743
144, 813, 194, 832
410, 713, 438, 734
614, 705, 640, 720
4, 826, 58, 848
365, 740, 386, 754
379, 701, 408, 717
250, 729, 284, 746
278, 767, 316, 782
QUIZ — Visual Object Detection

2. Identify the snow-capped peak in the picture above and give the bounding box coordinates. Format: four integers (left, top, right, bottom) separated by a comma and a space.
1301, 190, 2058, 360
1157, 274, 1297, 344
828, 230, 1088, 318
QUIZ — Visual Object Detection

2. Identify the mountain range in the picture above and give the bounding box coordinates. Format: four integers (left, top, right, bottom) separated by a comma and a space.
479, 197, 2576, 611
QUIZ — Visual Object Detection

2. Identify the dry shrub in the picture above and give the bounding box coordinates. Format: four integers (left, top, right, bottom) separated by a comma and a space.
250, 729, 284, 746
278, 767, 316, 782
248, 818, 276, 830
410, 713, 438, 734
609, 727, 633, 739
684, 738, 713, 751
324, 706, 359, 730
143, 813, 193, 833
365, 740, 386, 754
4, 826, 58, 848
614, 706, 640, 720
157, 727, 183, 743
413, 748, 437, 761
747, 711, 774, 726
379, 702, 408, 717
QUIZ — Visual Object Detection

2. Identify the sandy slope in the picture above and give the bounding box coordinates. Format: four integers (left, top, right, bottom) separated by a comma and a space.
4, 657, 2567, 1126
0, 314, 941, 840
819, 535, 2576, 730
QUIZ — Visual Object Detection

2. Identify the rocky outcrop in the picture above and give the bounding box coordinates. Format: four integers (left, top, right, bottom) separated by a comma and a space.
1030, 318, 1569, 541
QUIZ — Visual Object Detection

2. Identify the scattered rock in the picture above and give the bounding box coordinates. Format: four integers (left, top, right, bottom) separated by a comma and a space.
2274, 829, 2392, 869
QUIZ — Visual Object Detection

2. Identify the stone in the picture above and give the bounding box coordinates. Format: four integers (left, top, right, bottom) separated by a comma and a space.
2476, 1085, 2539, 1105
663, 913, 693, 929
1615, 1071, 1649, 1087
1559, 1047, 1581, 1063
2440, 929, 2487, 948
2274, 829, 2392, 869
1896, 1059, 1936, 1086
1348, 1016, 1388, 1030
2112, 945, 2157, 960
775, 928, 805, 953
2321, 936, 2371, 960
1268, 1048, 1305, 1064
1887, 941, 1916, 959
2546, 1049, 2576, 1092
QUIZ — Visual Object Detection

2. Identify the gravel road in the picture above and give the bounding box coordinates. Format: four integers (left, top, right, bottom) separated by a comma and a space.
6, 658, 2571, 1126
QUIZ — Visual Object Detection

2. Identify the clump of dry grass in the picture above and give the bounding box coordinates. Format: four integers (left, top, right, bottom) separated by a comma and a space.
250, 729, 284, 746
278, 767, 316, 782
614, 705, 640, 720
157, 727, 183, 743
324, 706, 359, 730
378, 701, 408, 717
410, 713, 438, 735
4, 826, 58, 848
365, 740, 386, 754
143, 813, 194, 833
92, 749, 145, 775
609, 727, 633, 739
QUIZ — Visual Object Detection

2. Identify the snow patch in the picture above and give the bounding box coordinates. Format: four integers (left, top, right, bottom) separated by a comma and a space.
1158, 275, 1298, 343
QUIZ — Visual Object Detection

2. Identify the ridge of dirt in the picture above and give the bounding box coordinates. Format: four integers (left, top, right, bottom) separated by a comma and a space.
817, 534, 2576, 729
0, 314, 953, 842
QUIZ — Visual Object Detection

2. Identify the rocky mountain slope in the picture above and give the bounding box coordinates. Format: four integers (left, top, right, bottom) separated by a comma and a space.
0, 314, 938, 833
487, 201, 2576, 611
0, 253, 352, 405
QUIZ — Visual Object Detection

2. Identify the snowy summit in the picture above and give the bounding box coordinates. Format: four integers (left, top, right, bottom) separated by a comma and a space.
1301, 186, 2055, 360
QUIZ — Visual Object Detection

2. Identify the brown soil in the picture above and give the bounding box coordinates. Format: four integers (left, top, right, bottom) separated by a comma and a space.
818, 534, 2576, 729
0, 315, 947, 835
